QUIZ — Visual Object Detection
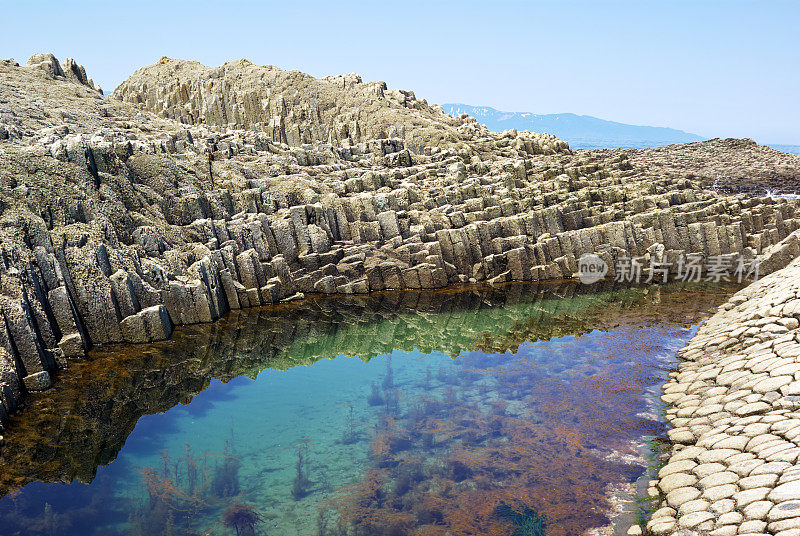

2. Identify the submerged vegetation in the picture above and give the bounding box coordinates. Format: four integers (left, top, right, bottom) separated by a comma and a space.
222, 502, 262, 536
0, 282, 737, 536
128, 441, 245, 535
324, 337, 667, 536
212, 441, 241, 498
292, 441, 313, 501
367, 382, 384, 406
494, 503, 548, 536
341, 404, 360, 445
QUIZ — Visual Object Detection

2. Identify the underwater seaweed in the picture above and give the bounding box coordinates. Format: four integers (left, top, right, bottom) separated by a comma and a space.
494, 502, 548, 536
382, 387, 400, 417
222, 502, 262, 536
127, 443, 242, 536
291, 442, 312, 500
341, 404, 360, 445
184, 444, 200, 496
212, 440, 241, 498
367, 381, 384, 406
382, 357, 394, 390
329, 333, 662, 536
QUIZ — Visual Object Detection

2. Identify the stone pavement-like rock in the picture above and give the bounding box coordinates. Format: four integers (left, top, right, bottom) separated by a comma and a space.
649, 256, 800, 535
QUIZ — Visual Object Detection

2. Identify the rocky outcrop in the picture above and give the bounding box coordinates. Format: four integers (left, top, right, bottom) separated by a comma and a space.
113, 57, 567, 153
25, 53, 102, 93
1, 53, 800, 443
648, 258, 800, 535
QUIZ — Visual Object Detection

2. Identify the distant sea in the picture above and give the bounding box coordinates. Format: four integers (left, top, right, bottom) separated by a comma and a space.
561, 141, 800, 153
769, 144, 800, 155
568, 140, 677, 150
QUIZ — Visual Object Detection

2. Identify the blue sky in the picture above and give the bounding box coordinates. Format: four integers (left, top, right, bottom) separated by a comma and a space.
2, 0, 798, 143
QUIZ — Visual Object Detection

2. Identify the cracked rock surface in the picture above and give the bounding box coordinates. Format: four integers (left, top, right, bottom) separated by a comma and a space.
649, 256, 800, 535
1, 53, 800, 446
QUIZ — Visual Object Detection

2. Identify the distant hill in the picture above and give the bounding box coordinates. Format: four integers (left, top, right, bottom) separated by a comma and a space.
443, 104, 705, 150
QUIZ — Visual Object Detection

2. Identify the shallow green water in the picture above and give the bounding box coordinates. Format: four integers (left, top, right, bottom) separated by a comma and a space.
0, 282, 736, 536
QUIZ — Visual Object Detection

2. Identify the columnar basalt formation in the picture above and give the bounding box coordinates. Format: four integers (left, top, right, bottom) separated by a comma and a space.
1, 54, 799, 443
113, 57, 568, 152
648, 257, 800, 536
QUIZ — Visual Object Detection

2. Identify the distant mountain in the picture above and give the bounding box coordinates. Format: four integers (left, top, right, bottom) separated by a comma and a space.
443, 104, 705, 150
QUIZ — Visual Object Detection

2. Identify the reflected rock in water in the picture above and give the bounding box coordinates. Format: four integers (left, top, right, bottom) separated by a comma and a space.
0, 280, 735, 498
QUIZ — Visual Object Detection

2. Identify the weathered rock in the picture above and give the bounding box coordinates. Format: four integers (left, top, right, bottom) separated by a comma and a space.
120, 305, 173, 343
23, 371, 51, 391
1, 52, 800, 446
656, 256, 800, 534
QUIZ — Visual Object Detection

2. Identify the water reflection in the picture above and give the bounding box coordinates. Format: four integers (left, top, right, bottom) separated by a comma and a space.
0, 281, 736, 535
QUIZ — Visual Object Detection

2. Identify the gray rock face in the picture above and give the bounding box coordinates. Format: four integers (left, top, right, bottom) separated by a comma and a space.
120, 305, 173, 343
26, 53, 64, 78
23, 371, 51, 391
25, 53, 100, 92
1, 52, 800, 442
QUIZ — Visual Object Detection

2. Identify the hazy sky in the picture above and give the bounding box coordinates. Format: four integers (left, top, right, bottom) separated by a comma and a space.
2, 0, 798, 143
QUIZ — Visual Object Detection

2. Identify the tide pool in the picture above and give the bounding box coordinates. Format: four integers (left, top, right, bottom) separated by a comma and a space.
0, 281, 737, 536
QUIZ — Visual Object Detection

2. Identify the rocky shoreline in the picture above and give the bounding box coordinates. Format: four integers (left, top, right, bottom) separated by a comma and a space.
648, 258, 800, 535
1, 53, 800, 530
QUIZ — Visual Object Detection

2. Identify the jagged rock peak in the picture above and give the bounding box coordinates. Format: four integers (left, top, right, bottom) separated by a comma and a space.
24, 53, 102, 93
112, 57, 568, 152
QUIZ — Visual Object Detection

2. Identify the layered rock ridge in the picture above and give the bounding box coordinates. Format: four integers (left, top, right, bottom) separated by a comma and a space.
1, 54, 800, 441
112, 57, 568, 153
649, 257, 800, 535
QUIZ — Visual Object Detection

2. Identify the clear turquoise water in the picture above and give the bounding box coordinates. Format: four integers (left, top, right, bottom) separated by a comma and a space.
0, 283, 735, 536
